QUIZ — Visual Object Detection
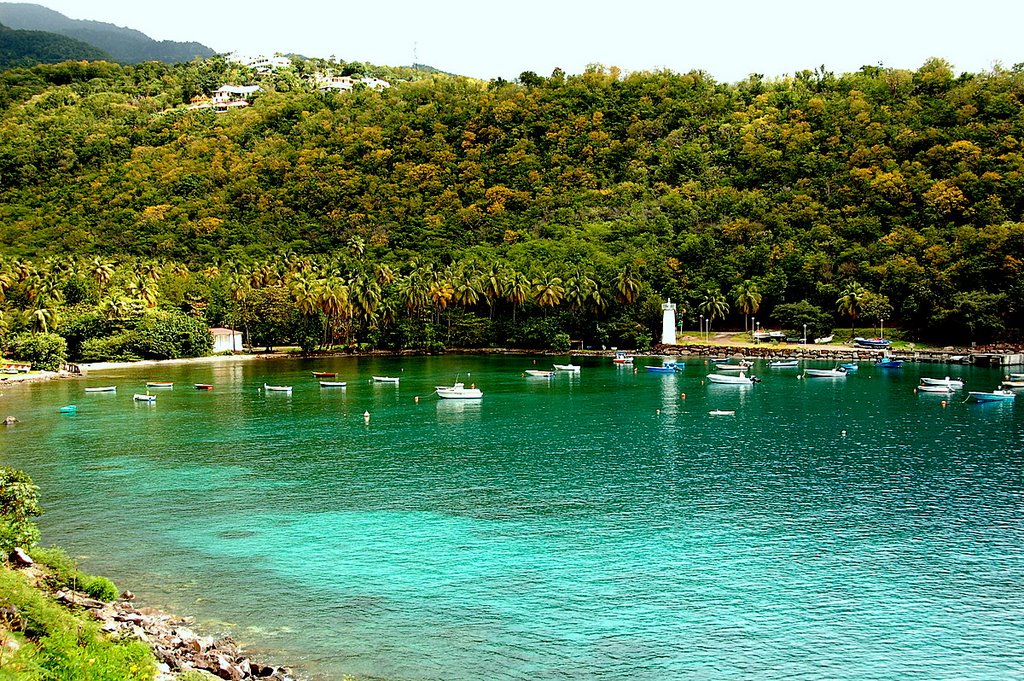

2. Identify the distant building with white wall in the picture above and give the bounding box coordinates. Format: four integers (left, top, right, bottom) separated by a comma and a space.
210, 327, 244, 353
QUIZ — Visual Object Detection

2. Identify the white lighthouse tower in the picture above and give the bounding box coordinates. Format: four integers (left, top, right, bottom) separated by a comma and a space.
661, 299, 677, 345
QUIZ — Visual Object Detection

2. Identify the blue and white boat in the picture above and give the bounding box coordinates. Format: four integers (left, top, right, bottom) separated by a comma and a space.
768, 359, 799, 368
840, 363, 859, 372
646, 362, 681, 373
875, 359, 903, 369
854, 337, 892, 348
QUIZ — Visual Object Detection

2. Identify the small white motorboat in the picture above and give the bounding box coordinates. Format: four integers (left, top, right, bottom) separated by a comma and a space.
920, 377, 964, 389
84, 386, 116, 393
263, 383, 292, 392
612, 351, 634, 365
768, 359, 799, 368
553, 364, 581, 372
966, 390, 1016, 403
436, 382, 483, 399
706, 372, 756, 385
146, 381, 173, 388
708, 409, 736, 416
372, 376, 400, 383
133, 393, 156, 402
319, 381, 347, 387
804, 367, 847, 378
916, 384, 953, 394
524, 369, 555, 377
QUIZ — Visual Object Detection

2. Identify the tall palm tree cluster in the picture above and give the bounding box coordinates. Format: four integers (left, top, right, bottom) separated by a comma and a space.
0, 254, 650, 356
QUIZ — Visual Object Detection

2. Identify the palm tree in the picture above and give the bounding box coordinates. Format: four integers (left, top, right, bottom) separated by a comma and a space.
837, 283, 866, 338
698, 288, 729, 334
346, 236, 367, 258
532, 273, 565, 313
615, 263, 642, 305
482, 263, 505, 319
504, 270, 532, 322
452, 267, 483, 308
734, 280, 762, 332
563, 269, 596, 311
30, 306, 56, 333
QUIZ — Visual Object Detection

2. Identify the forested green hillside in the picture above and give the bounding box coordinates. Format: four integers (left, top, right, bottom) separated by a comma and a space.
0, 22, 109, 68
0, 57, 1022, 360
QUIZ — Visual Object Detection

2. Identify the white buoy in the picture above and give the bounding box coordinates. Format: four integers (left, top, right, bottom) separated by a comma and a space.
841, 430, 847, 437
363, 410, 370, 422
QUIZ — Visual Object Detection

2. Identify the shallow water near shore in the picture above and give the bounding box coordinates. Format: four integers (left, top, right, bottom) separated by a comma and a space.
2, 354, 1023, 680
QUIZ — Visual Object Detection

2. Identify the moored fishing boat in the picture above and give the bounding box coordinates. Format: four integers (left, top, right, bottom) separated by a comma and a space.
194, 384, 214, 390
319, 381, 347, 387
146, 381, 173, 388
612, 351, 634, 365
263, 383, 292, 392
706, 372, 757, 385
768, 359, 799, 368
840, 363, 859, 372
708, 409, 736, 416
965, 390, 1016, 403
372, 376, 400, 383
553, 363, 581, 372
435, 382, 483, 399
133, 393, 156, 402
645, 362, 681, 373
916, 384, 953, 393
874, 359, 903, 369
920, 377, 964, 389
804, 367, 847, 378
524, 369, 555, 377
58, 405, 77, 414
84, 386, 116, 393
312, 371, 337, 378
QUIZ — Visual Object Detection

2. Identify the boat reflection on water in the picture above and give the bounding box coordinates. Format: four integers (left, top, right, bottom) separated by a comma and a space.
435, 397, 482, 423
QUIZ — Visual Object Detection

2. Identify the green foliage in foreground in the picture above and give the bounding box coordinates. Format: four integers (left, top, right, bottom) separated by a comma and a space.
29, 546, 119, 601
3, 333, 67, 371
0, 567, 155, 680
0, 468, 42, 555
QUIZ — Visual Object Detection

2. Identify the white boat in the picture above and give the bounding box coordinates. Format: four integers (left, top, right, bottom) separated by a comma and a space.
706, 372, 756, 385
84, 386, 116, 393
714, 360, 752, 371
553, 363, 580, 372
768, 359, 799, 368
1000, 379, 1024, 389
146, 381, 173, 388
133, 393, 156, 402
920, 377, 964, 389
524, 369, 555, 377
917, 384, 953, 393
612, 351, 633, 364
435, 382, 483, 399
814, 335, 835, 344
804, 367, 847, 378
1009, 373, 1024, 381
966, 390, 1016, 403
263, 383, 292, 392
319, 381, 347, 387
372, 376, 400, 383
708, 409, 736, 416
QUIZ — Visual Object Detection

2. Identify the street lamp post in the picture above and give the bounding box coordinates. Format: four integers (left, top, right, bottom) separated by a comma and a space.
752, 317, 757, 343
803, 324, 807, 344
700, 315, 704, 343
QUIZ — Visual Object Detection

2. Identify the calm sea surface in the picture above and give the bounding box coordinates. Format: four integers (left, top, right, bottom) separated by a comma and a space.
1, 355, 1022, 680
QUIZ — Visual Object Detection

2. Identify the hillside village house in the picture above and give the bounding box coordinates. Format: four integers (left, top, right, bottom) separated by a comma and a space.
312, 74, 391, 93
188, 85, 262, 113
226, 52, 291, 73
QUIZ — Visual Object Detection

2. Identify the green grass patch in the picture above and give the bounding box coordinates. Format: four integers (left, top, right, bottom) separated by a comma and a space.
0, 567, 156, 680
28, 546, 120, 601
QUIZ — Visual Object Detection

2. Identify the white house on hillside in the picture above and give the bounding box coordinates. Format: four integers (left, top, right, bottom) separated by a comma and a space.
226, 52, 291, 73
189, 85, 262, 113
312, 74, 391, 93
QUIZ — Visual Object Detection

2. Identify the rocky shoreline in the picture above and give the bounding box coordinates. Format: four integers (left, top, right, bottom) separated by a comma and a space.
55, 585, 301, 681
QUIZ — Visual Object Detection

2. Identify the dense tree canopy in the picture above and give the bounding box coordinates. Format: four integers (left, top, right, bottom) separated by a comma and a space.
1, 56, 1023, 355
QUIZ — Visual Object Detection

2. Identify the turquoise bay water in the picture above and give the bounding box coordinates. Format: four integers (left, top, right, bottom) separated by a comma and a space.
1, 355, 1022, 680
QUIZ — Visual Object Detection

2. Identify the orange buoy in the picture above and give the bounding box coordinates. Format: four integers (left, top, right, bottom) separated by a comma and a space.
680, 393, 686, 399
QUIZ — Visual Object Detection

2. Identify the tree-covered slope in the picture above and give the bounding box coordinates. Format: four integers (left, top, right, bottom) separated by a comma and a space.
0, 21, 110, 68
0, 2, 214, 64
0, 57, 1022, 343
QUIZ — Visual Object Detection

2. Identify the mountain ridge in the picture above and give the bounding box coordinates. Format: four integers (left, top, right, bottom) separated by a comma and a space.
0, 2, 214, 64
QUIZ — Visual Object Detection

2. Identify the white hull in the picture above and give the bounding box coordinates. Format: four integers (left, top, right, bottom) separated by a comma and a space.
436, 382, 482, 399
319, 381, 347, 387
553, 364, 580, 372
372, 376, 400, 383
263, 383, 292, 392
133, 394, 156, 402
920, 377, 964, 389
917, 384, 953, 393
706, 373, 753, 385
84, 386, 116, 393
804, 368, 846, 377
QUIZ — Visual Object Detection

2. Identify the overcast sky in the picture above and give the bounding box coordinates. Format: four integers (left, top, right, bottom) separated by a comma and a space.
31, 0, 1024, 83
